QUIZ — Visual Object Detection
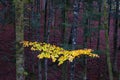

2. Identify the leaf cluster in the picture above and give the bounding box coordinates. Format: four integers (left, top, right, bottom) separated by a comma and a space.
22, 41, 99, 65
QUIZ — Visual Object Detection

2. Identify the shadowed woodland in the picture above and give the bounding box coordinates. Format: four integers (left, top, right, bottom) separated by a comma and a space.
0, 0, 120, 80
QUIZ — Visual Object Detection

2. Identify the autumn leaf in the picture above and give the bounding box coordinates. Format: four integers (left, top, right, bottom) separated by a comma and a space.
22, 41, 99, 65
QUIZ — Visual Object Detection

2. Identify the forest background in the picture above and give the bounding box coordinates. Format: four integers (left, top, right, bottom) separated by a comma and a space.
0, 0, 120, 80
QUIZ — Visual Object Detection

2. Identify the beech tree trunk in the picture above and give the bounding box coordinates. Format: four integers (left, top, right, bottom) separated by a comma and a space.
14, 0, 25, 80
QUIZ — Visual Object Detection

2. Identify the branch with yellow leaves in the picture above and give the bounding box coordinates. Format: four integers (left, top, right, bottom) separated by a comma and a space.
22, 41, 99, 65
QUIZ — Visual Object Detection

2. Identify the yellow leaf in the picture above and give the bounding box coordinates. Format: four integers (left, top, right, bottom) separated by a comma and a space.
68, 55, 74, 62
51, 56, 56, 62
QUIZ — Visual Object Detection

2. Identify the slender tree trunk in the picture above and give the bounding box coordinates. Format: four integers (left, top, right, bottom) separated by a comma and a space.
61, 0, 67, 44
70, 0, 79, 80
103, 0, 113, 80
83, 19, 88, 80
113, 0, 119, 79
43, 0, 48, 80
14, 0, 25, 80
61, 0, 68, 80
44, 0, 48, 42
44, 0, 53, 80
96, 1, 102, 79
97, 0, 102, 50
31, 0, 35, 74
35, 0, 41, 80
24, 2, 32, 80
82, 4, 89, 80
29, 0, 42, 79
108, 0, 112, 35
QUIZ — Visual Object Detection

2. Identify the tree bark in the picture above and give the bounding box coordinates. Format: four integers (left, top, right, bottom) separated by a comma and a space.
14, 0, 25, 80
61, 0, 68, 80
103, 0, 113, 80
44, 0, 54, 80
70, 0, 79, 80
113, 0, 119, 79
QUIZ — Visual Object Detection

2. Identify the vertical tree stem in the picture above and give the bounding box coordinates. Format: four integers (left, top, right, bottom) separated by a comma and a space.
70, 0, 79, 80
103, 0, 113, 80
14, 0, 25, 80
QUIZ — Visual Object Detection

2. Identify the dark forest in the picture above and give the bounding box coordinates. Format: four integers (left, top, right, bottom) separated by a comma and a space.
0, 0, 120, 80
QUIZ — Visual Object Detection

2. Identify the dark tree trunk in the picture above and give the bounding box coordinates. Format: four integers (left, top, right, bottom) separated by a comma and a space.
29, 0, 41, 80
43, 0, 48, 80
97, 0, 102, 50
44, 0, 54, 80
96, 1, 102, 80
103, 0, 113, 80
44, 0, 48, 42
70, 0, 79, 80
113, 0, 119, 79
35, 0, 41, 80
108, 0, 112, 35
61, 0, 67, 44
61, 0, 68, 80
